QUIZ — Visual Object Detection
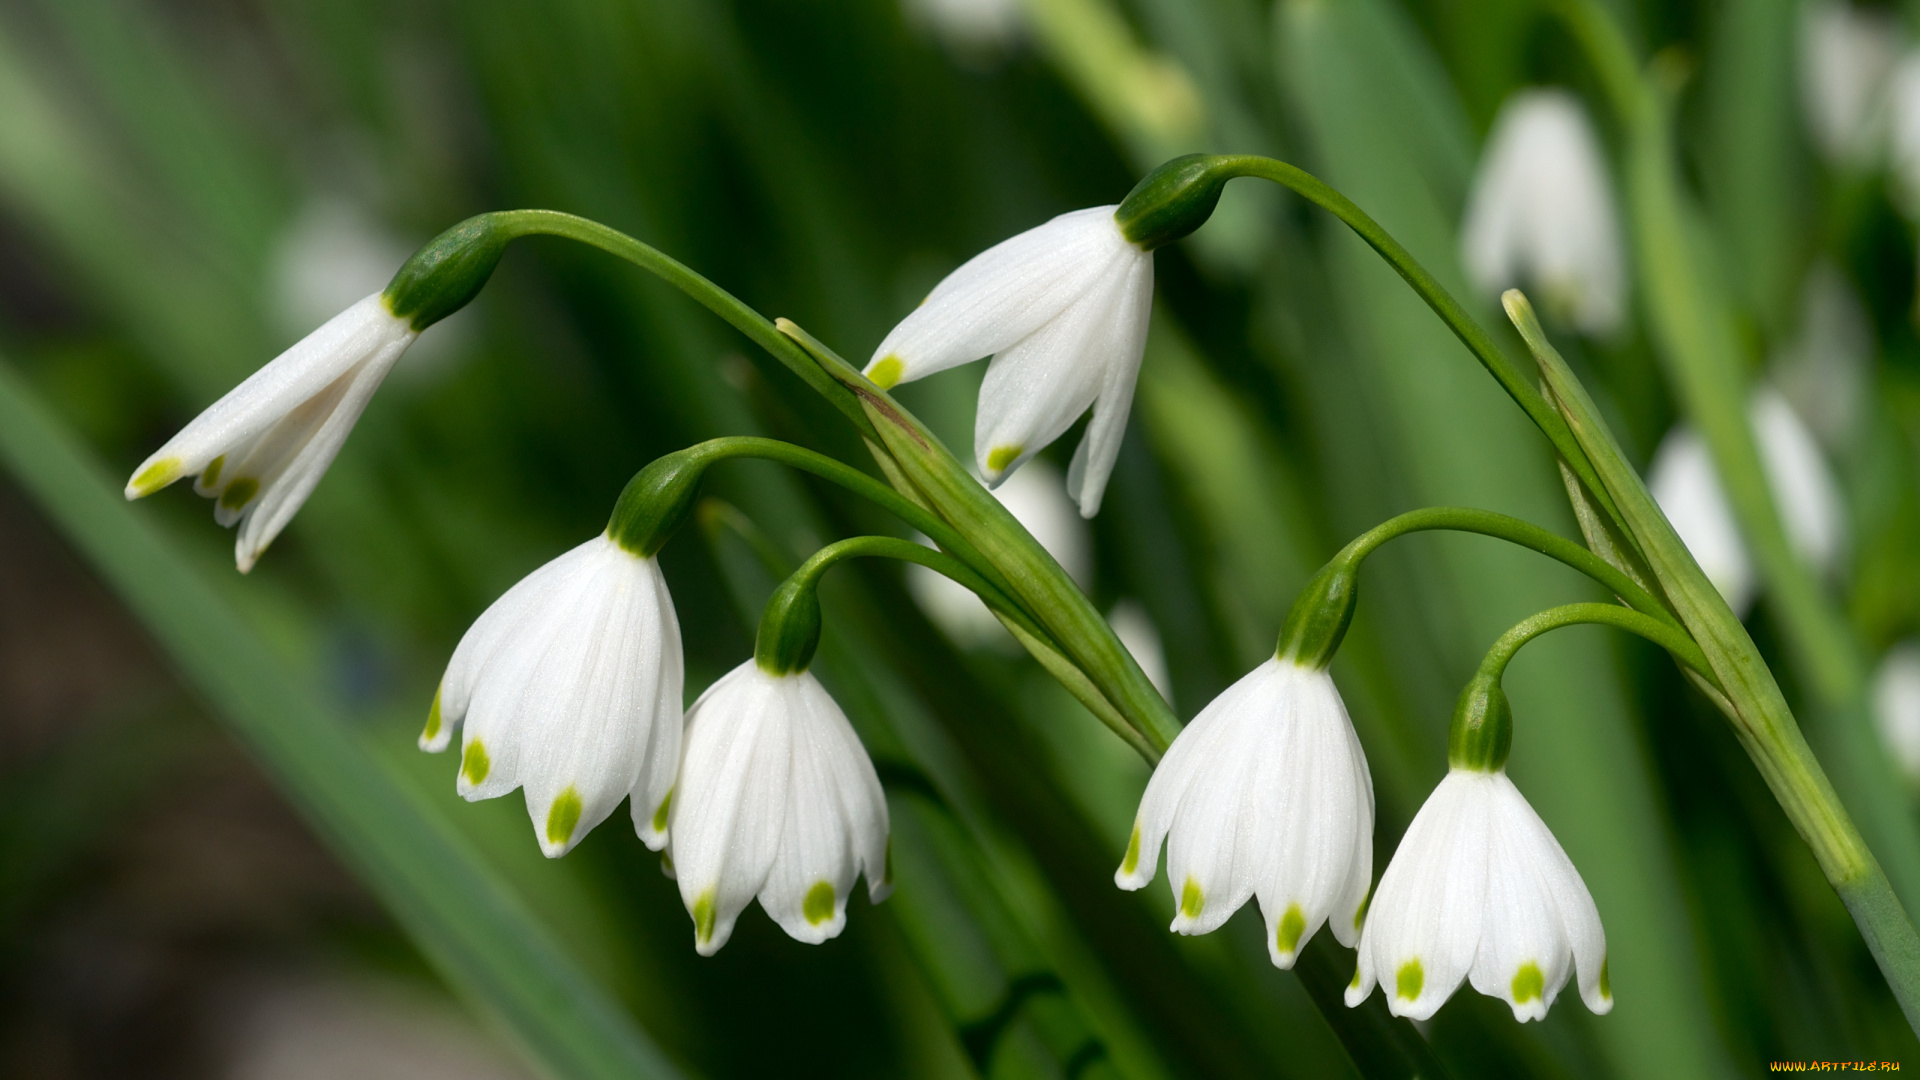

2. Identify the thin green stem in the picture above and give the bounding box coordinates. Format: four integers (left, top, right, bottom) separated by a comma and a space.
788, 536, 1044, 641
487, 210, 874, 437
1339, 507, 1677, 626
1204, 156, 1626, 535
1479, 604, 1715, 687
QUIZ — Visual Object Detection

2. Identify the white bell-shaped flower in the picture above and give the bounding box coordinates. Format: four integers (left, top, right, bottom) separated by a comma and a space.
1115, 657, 1373, 968
425, 532, 683, 859
124, 292, 418, 572
669, 661, 890, 955
1649, 389, 1846, 615
865, 205, 1154, 517
1347, 768, 1611, 1022
1461, 89, 1624, 336
1800, 1, 1900, 169
1873, 641, 1920, 783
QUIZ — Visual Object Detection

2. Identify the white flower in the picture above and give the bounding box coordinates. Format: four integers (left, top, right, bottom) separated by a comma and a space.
1347, 768, 1611, 1022
669, 661, 890, 955
865, 205, 1154, 517
1773, 263, 1872, 449
1461, 89, 1624, 336
908, 459, 1091, 646
426, 533, 683, 859
1109, 599, 1171, 699
1889, 54, 1920, 214
1800, 1, 1900, 169
123, 293, 417, 572
1874, 641, 1920, 783
905, 0, 1022, 54
1649, 389, 1846, 614
1115, 658, 1372, 969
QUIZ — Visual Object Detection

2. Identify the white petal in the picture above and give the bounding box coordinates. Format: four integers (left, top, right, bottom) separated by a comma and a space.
1361, 771, 1493, 1021
1752, 389, 1845, 577
1161, 694, 1273, 936
865, 207, 1128, 386
1064, 254, 1153, 517
1467, 775, 1574, 1022
630, 557, 687, 851
670, 663, 794, 956
1649, 425, 1754, 614
1800, 1, 1900, 168
1874, 641, 1920, 783
757, 674, 873, 943
1259, 669, 1373, 966
125, 293, 413, 497
1489, 777, 1610, 1015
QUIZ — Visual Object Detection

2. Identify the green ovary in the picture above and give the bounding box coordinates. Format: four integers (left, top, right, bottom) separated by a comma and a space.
546, 786, 583, 848
219, 476, 260, 510
1179, 877, 1204, 919
1395, 959, 1424, 1001
868, 354, 904, 389
986, 444, 1023, 473
1275, 903, 1306, 955
1511, 961, 1545, 1004
803, 881, 836, 926
461, 739, 490, 785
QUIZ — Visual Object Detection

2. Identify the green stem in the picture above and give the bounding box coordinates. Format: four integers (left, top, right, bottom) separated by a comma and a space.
1338, 507, 1677, 626
487, 210, 875, 437
1479, 603, 1715, 688
1198, 156, 1625, 534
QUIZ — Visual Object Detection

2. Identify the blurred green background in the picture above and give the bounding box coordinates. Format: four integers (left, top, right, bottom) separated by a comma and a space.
2, 0, 1919, 1076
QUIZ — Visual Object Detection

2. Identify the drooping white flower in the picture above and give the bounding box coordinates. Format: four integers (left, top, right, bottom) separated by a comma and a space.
1116, 658, 1373, 969
1347, 768, 1611, 1022
123, 293, 417, 572
909, 459, 1090, 646
426, 532, 683, 859
1890, 55, 1920, 213
865, 205, 1154, 517
1773, 262, 1872, 450
905, 0, 1022, 54
1874, 641, 1920, 783
1461, 89, 1624, 336
669, 661, 890, 955
1649, 389, 1846, 615
1109, 598, 1171, 699
1800, 1, 1901, 169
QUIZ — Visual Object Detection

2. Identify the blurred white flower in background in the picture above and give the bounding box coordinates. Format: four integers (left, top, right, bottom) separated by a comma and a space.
910, 459, 1089, 647
1109, 598, 1171, 698
1800, 1, 1901, 169
1888, 54, 1920, 211
905, 0, 1022, 55
1649, 389, 1846, 615
271, 196, 466, 377
1462, 89, 1624, 336
1874, 642, 1920, 783
1773, 262, 1872, 451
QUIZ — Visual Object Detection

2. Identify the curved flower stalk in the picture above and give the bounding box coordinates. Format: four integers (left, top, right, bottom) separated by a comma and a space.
668, 660, 890, 955
426, 532, 683, 858
1349, 765, 1611, 1022
908, 459, 1089, 646
863, 204, 1154, 517
1461, 89, 1624, 336
1115, 655, 1373, 968
123, 293, 418, 571
1648, 388, 1845, 615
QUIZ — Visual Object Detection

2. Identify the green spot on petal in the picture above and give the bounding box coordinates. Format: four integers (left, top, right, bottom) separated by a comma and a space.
868, 354, 904, 389
693, 889, 717, 943
1120, 825, 1141, 876
420, 687, 443, 743
1511, 961, 1544, 1004
1395, 959, 1424, 1002
1179, 877, 1204, 919
986, 444, 1023, 473
1276, 903, 1306, 955
1354, 886, 1371, 931
461, 739, 490, 785
650, 788, 672, 833
1598, 957, 1611, 999
1349, 967, 1361, 991
202, 455, 225, 488
219, 476, 260, 511
803, 881, 836, 926
546, 785, 583, 848
130, 457, 182, 496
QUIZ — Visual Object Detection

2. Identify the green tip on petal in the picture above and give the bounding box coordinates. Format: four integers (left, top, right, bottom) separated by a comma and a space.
129, 457, 182, 497
1120, 825, 1142, 876
1179, 877, 1204, 919
650, 788, 672, 834
1275, 903, 1306, 956
882, 837, 894, 887
803, 881, 836, 926
420, 688, 443, 744
461, 739, 491, 785
693, 889, 717, 944
1395, 959, 1424, 1002
1348, 967, 1362, 991
1599, 956, 1611, 1000
1511, 961, 1544, 1004
219, 476, 260, 511
867, 354, 904, 389
201, 455, 225, 488
545, 786, 583, 849
986, 444, 1023, 474
1354, 886, 1371, 931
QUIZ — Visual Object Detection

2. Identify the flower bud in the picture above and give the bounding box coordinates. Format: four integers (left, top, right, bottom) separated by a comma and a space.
382, 214, 515, 332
